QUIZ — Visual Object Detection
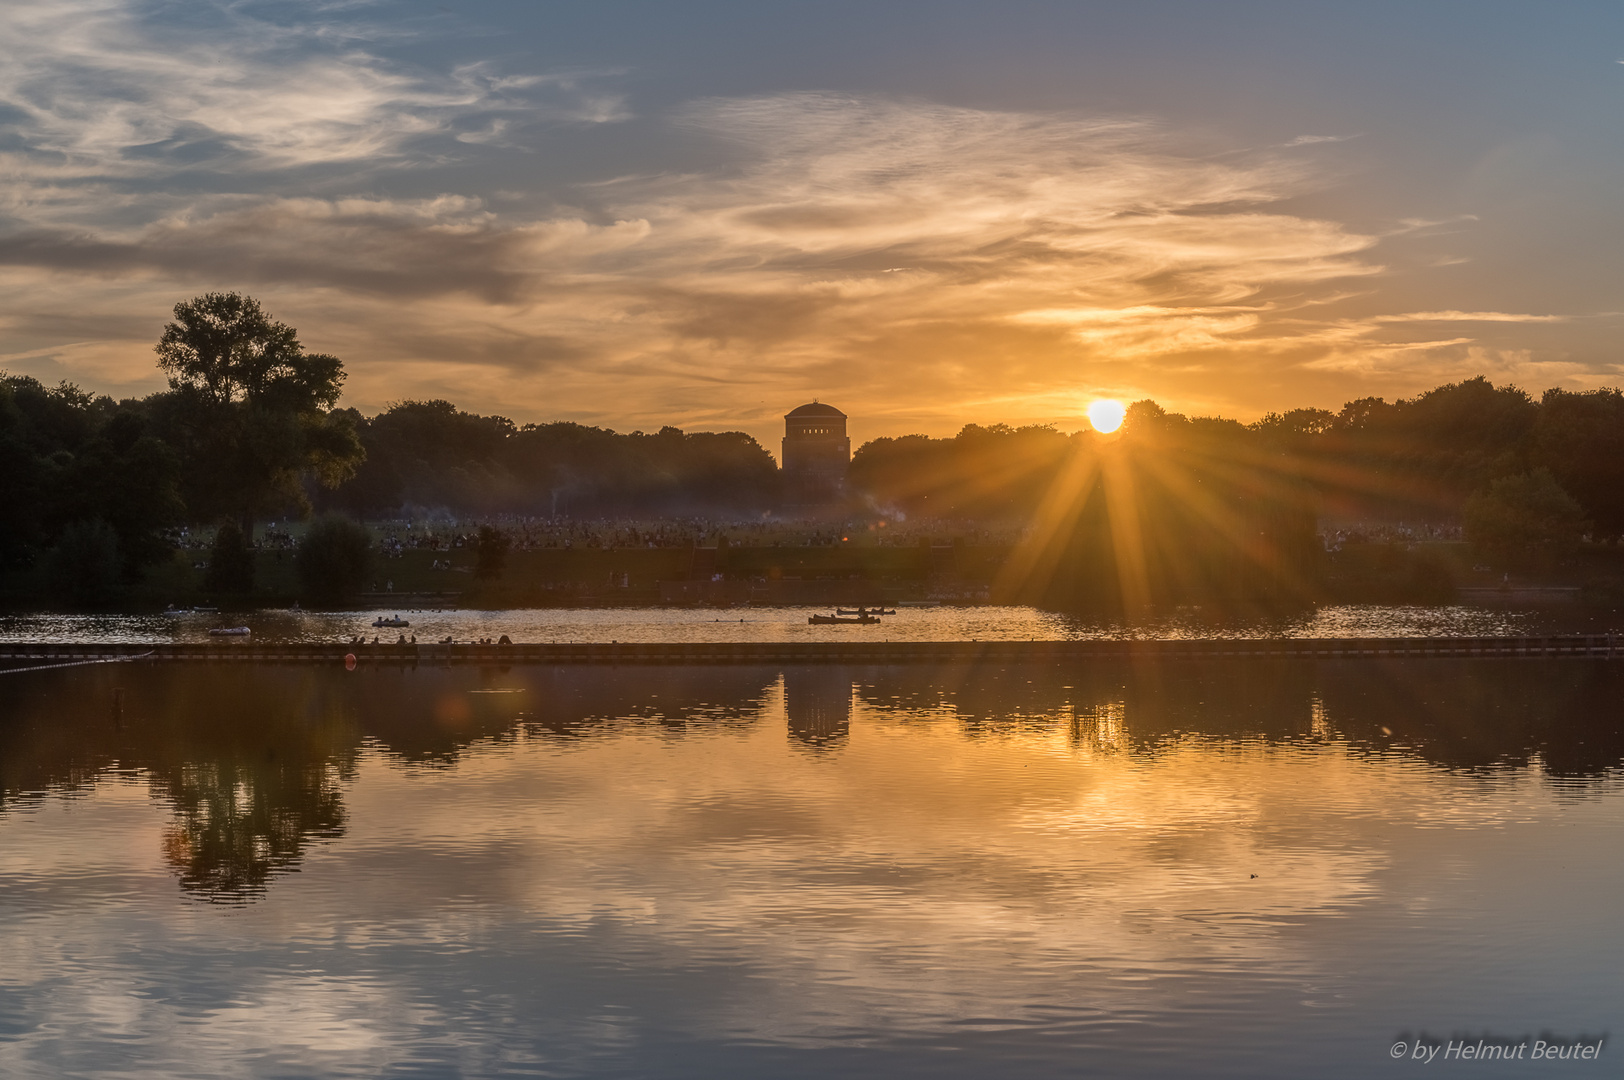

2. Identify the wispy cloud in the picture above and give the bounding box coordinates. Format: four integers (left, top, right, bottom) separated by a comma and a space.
1370, 310, 1563, 323
0, 0, 624, 196
1284, 134, 1359, 147
0, 34, 1614, 438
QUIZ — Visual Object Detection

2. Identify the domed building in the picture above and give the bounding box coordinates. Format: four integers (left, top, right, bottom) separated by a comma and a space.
782, 401, 850, 511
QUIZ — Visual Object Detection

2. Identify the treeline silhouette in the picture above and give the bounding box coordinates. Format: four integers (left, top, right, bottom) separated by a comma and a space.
853, 378, 1623, 531
4, 292, 1623, 610
0, 293, 783, 604
856, 380, 1623, 610
325, 399, 779, 517
0, 373, 784, 603
6, 368, 1622, 608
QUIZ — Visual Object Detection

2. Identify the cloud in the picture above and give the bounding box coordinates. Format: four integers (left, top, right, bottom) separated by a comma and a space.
1, 51, 1616, 435
1284, 134, 1359, 147
0, 0, 625, 196
1370, 310, 1563, 323
0, 197, 653, 304
0, 678, 1457, 1073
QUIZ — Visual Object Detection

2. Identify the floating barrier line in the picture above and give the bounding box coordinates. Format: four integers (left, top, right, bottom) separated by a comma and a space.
0, 650, 155, 675
0, 639, 1616, 666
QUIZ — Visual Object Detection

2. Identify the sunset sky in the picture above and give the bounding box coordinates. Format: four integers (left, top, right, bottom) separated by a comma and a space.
2, 0, 1621, 451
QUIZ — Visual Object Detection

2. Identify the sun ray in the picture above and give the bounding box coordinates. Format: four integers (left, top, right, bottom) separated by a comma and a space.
993, 443, 1102, 603
1099, 447, 1154, 617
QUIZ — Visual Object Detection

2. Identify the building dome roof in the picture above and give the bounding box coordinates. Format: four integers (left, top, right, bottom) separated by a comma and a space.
786, 401, 846, 419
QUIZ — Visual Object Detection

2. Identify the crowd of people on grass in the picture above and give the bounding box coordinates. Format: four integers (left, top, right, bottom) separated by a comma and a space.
1321, 523, 1464, 552
285, 516, 1030, 556
175, 515, 1470, 558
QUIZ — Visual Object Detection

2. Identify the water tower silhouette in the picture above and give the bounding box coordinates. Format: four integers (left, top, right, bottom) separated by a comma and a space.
781, 401, 850, 512
783, 667, 852, 750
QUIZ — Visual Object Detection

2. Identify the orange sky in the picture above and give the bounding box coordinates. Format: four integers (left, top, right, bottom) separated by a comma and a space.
2, 2, 1621, 452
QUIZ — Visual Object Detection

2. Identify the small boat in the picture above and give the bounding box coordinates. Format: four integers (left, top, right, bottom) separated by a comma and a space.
192, 605, 219, 613
372, 616, 409, 628
836, 607, 897, 616
809, 614, 880, 625
209, 626, 251, 636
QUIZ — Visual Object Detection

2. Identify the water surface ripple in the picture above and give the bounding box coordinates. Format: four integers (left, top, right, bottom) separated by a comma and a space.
1, 660, 1620, 1078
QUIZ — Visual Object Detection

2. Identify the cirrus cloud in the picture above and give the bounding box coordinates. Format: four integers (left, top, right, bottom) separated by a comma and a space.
0, 3, 1611, 442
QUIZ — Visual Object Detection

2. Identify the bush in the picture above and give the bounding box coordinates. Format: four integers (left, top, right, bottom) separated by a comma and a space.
296, 516, 373, 604
47, 519, 123, 606
1465, 469, 1586, 570
474, 525, 510, 580
1323, 541, 1458, 604
204, 522, 255, 593
1400, 547, 1459, 604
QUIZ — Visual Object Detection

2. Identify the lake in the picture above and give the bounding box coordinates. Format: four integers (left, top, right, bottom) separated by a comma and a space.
1, 658, 1619, 1078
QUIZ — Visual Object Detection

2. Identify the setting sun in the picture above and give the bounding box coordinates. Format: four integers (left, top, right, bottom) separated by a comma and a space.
1087, 399, 1125, 433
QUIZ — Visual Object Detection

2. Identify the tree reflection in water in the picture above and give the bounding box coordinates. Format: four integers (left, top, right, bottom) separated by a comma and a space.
848, 659, 1624, 775
1, 658, 1622, 904
0, 666, 365, 903
159, 758, 347, 901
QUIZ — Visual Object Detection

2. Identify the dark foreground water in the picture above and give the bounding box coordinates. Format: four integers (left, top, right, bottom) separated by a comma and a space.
1, 660, 1620, 1078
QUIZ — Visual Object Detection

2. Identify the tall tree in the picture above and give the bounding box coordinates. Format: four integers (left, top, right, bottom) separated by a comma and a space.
1530, 388, 1624, 539
295, 516, 374, 605
1464, 469, 1587, 570
154, 292, 362, 537
0, 374, 183, 582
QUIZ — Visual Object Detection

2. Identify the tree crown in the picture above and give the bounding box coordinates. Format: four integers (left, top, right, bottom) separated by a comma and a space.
156, 292, 344, 411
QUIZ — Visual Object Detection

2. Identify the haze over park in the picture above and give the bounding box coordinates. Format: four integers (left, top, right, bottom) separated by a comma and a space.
3, 1, 1622, 450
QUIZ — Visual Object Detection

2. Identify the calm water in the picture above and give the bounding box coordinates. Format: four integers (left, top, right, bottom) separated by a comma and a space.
2, 660, 1621, 1078
1, 602, 1612, 645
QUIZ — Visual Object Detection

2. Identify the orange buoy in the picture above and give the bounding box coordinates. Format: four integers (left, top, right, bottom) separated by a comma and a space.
344, 653, 357, 671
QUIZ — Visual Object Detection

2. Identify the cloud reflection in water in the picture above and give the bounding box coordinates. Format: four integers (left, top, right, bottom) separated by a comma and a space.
0, 660, 1620, 1077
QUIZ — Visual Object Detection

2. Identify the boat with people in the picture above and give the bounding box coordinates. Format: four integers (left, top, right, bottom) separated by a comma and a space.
809, 613, 881, 625
836, 607, 897, 616
208, 626, 251, 636
372, 616, 410, 628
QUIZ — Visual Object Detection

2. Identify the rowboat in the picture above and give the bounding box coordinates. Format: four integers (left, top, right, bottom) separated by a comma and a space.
809, 614, 879, 625
836, 607, 896, 616
372, 616, 410, 628
208, 626, 251, 636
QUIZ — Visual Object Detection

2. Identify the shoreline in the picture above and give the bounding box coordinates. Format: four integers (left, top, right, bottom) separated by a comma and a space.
2, 635, 1618, 668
